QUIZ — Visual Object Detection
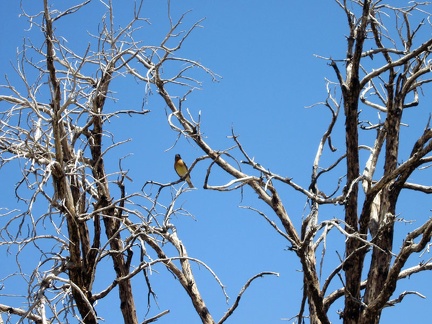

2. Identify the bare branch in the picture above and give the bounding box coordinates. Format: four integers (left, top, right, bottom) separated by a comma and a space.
218, 272, 279, 324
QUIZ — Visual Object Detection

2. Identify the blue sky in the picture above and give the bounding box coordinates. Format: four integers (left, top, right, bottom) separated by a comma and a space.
1, 1, 432, 323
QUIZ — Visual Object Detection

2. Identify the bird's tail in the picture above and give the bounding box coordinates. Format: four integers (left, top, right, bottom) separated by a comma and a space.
186, 176, 194, 188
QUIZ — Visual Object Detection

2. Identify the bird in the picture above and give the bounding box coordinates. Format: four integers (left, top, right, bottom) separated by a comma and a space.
174, 154, 194, 188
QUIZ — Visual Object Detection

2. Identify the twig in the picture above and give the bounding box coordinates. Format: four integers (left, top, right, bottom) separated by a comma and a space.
218, 272, 279, 324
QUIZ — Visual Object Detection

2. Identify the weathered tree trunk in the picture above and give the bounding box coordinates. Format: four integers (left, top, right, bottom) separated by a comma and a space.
43, 2, 98, 322
339, 2, 372, 323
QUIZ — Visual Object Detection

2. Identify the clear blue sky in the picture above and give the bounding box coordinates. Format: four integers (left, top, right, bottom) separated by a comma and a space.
1, 1, 431, 323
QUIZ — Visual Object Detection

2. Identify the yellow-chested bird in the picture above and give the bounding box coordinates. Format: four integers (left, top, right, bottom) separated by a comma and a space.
174, 154, 194, 188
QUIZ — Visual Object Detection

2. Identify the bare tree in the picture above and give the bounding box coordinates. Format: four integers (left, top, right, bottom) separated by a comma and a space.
1, 0, 432, 324
1, 1, 276, 323
156, 1, 432, 323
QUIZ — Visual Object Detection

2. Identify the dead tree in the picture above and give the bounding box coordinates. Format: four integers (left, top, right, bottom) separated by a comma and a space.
0, 1, 276, 323
155, 1, 432, 324
1, 1, 432, 324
